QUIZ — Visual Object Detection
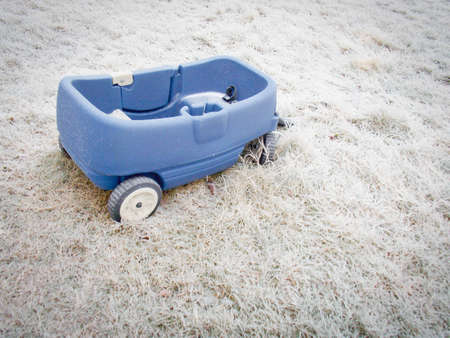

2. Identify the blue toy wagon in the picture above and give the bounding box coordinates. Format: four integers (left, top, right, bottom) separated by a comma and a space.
57, 56, 279, 221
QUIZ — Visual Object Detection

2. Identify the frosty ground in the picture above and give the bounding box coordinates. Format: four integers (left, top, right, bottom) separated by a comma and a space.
0, 0, 449, 335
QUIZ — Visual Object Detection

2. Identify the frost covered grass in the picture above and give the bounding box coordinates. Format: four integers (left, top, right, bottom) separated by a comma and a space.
0, 0, 449, 336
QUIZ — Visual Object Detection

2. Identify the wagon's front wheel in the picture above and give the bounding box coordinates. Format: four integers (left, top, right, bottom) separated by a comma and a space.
108, 176, 162, 222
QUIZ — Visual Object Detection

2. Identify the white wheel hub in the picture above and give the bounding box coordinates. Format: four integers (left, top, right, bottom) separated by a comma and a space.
119, 187, 158, 221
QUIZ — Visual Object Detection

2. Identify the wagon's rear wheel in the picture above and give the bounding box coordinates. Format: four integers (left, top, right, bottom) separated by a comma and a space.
108, 176, 162, 222
259, 132, 279, 165
58, 136, 70, 159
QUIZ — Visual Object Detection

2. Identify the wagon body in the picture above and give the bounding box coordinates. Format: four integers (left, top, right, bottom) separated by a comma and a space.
57, 56, 278, 191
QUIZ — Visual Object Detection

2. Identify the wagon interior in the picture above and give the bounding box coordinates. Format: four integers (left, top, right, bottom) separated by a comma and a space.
71, 59, 269, 121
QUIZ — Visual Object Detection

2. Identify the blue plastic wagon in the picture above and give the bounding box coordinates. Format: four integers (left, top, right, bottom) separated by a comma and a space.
57, 56, 279, 221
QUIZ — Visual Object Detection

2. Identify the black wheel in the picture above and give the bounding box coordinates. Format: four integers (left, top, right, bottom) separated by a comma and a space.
107, 176, 162, 222
58, 137, 71, 159
259, 132, 279, 165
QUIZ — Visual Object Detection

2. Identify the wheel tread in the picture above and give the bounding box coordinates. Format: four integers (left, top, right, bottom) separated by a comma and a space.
259, 132, 279, 164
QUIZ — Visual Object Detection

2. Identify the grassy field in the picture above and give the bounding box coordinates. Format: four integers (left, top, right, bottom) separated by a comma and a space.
0, 0, 449, 335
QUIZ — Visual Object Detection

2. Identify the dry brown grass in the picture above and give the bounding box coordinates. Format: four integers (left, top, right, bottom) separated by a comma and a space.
1, 0, 449, 336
